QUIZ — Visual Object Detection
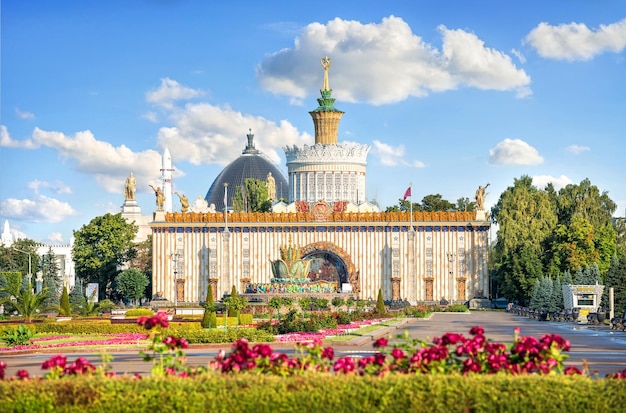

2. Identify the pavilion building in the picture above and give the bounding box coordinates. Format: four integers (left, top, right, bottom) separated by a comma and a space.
148, 58, 490, 305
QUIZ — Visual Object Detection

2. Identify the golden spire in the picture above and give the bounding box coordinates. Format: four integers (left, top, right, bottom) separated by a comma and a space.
321, 56, 332, 91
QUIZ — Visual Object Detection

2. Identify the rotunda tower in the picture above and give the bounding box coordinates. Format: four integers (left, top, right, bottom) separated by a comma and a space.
284, 57, 371, 205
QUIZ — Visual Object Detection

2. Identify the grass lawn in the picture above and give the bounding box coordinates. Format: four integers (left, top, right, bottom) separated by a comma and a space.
324, 319, 403, 343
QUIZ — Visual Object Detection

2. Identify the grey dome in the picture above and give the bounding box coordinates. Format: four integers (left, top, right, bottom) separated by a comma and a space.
205, 131, 288, 211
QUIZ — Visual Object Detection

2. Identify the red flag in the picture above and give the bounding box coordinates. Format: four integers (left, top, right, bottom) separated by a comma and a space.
403, 186, 411, 200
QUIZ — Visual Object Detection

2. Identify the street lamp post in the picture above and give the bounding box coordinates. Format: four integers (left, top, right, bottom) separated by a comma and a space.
171, 251, 182, 308
447, 251, 456, 303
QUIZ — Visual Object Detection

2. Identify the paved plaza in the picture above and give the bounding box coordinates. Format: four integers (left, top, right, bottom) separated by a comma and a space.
3, 310, 626, 378
371, 311, 626, 377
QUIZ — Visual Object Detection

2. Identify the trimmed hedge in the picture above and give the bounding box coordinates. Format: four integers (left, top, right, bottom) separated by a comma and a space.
124, 309, 154, 317
183, 328, 274, 344
30, 321, 203, 336
0, 374, 625, 412
215, 315, 253, 327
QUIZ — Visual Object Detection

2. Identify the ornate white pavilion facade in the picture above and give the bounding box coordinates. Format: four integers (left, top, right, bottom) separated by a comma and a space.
148, 58, 491, 305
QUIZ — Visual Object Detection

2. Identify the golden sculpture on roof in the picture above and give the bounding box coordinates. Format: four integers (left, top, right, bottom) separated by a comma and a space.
321, 56, 332, 91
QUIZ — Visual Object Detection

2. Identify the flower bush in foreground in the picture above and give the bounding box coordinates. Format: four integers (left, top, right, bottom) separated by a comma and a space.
1, 313, 626, 381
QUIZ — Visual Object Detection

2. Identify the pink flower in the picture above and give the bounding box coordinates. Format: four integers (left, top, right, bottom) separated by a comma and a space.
253, 344, 273, 358
391, 348, 406, 360
373, 337, 388, 348
321, 347, 334, 360
333, 357, 356, 374
565, 366, 583, 376
16, 370, 29, 380
41, 355, 67, 370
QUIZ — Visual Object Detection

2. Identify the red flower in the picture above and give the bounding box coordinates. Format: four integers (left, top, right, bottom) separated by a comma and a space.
16, 370, 29, 380
373, 337, 388, 348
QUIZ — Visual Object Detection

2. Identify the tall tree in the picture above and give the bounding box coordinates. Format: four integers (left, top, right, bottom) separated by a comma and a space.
0, 239, 39, 284
551, 275, 564, 311
114, 268, 149, 305
490, 176, 557, 303
232, 178, 272, 212
556, 178, 616, 228
602, 256, 626, 314
41, 246, 62, 306
548, 179, 617, 274
456, 197, 476, 212
128, 235, 153, 298
420, 194, 456, 212
615, 218, 626, 258
72, 213, 138, 299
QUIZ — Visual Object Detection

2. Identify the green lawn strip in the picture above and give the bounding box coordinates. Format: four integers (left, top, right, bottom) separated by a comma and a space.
323, 318, 405, 343
27, 334, 150, 348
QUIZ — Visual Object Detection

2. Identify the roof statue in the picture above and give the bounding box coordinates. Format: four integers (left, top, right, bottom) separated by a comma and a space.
175, 192, 189, 214
475, 183, 490, 210
124, 172, 136, 201
149, 184, 165, 209
321, 56, 332, 91
266, 172, 276, 201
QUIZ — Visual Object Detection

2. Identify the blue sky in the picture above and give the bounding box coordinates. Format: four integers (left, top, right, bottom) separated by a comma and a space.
1, 0, 625, 244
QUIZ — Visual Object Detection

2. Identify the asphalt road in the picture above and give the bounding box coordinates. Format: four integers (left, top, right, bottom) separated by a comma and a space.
3, 311, 626, 378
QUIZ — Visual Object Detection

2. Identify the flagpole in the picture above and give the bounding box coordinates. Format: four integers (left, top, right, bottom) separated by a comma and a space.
223, 183, 229, 233
409, 181, 413, 232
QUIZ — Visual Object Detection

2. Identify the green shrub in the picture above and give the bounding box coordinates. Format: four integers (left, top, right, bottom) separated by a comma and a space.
238, 313, 253, 325
215, 316, 241, 327
405, 306, 431, 318
375, 288, 387, 316
124, 308, 154, 317
97, 299, 116, 313
183, 328, 274, 344
59, 286, 72, 316
0, 375, 625, 412
0, 324, 34, 346
258, 309, 338, 334
201, 284, 216, 328
445, 304, 469, 313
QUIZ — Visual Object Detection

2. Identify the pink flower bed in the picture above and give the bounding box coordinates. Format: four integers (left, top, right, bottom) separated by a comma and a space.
275, 320, 385, 342
0, 333, 148, 352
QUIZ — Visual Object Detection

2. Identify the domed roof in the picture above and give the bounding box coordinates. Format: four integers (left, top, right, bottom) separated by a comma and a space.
205, 130, 288, 211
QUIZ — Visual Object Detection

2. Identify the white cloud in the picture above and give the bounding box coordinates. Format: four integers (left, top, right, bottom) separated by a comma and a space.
27, 179, 72, 195
1, 195, 77, 223
47, 232, 64, 243
0, 125, 38, 149
146, 78, 205, 107
525, 18, 626, 61
156, 102, 312, 166
372, 140, 404, 166
532, 174, 573, 190
29, 127, 163, 193
142, 111, 159, 123
404, 160, 426, 168
15, 108, 35, 120
566, 144, 590, 154
489, 138, 544, 165
511, 49, 526, 64
370, 139, 424, 167
256, 16, 530, 105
